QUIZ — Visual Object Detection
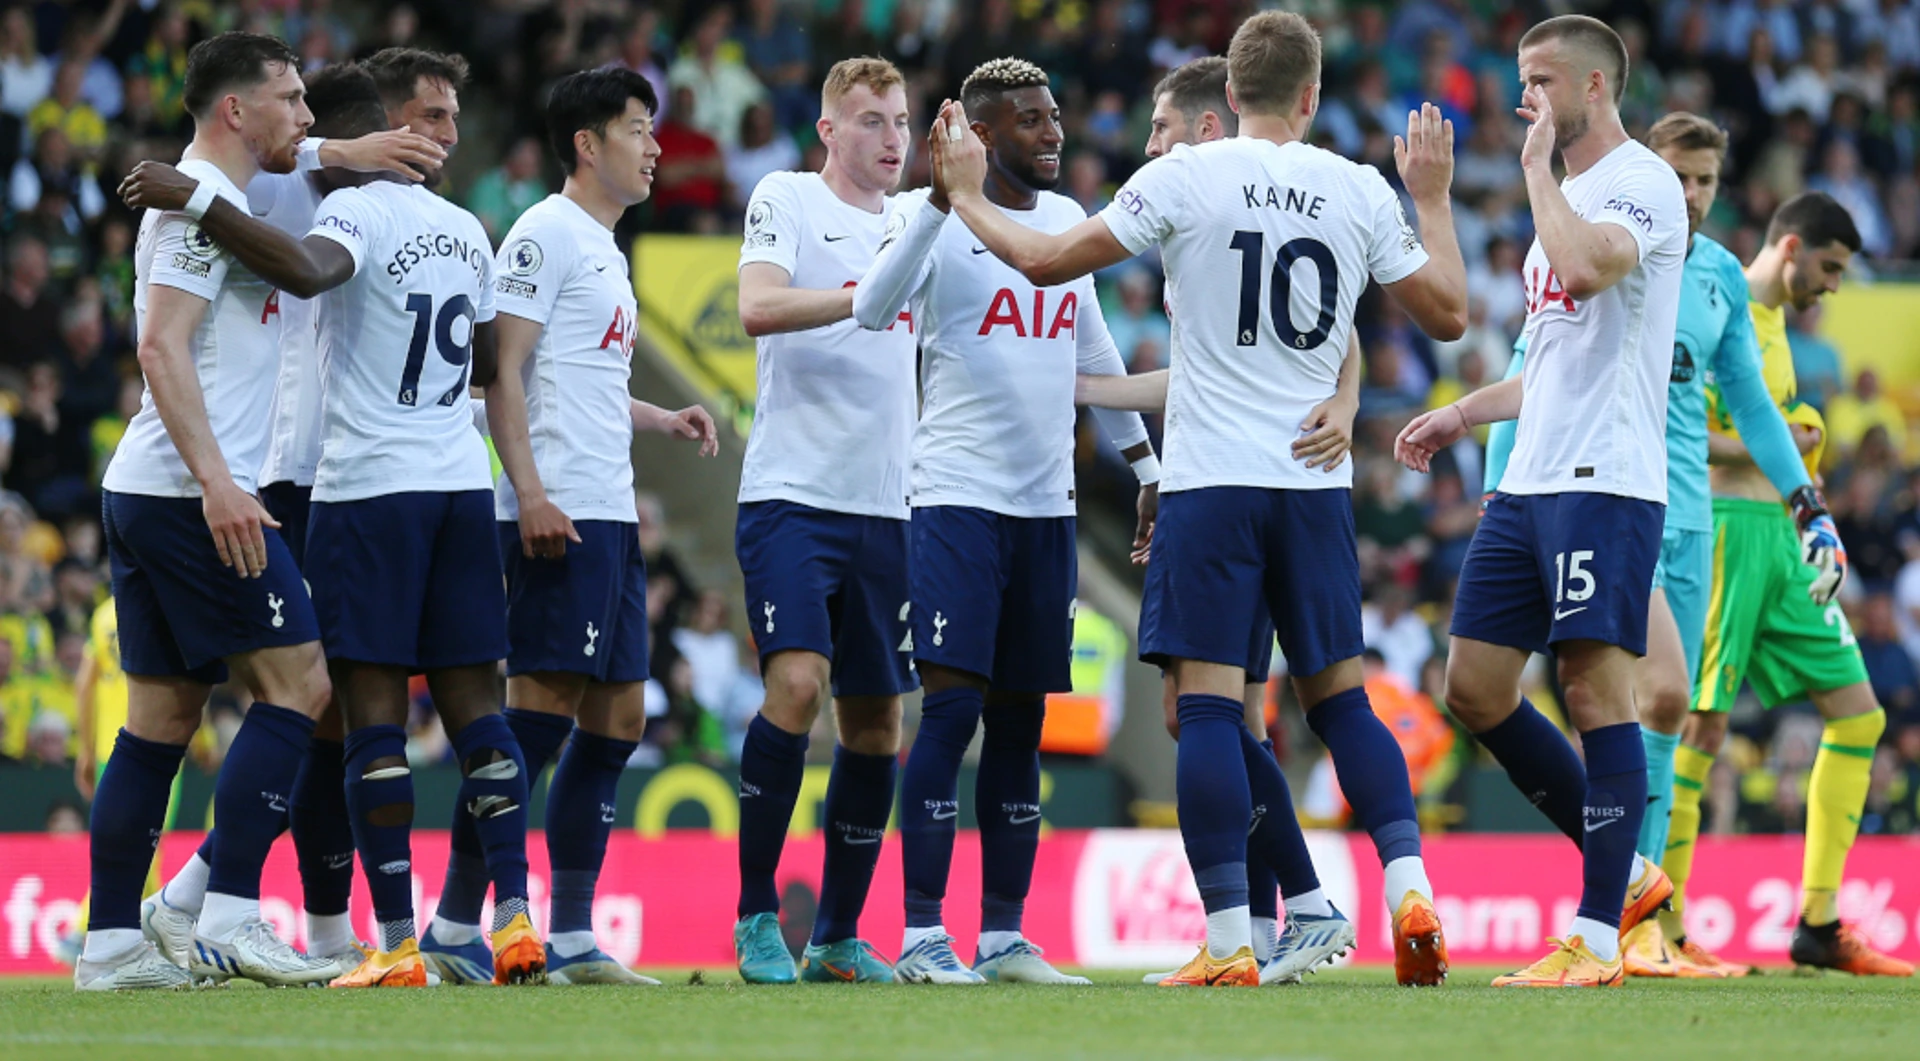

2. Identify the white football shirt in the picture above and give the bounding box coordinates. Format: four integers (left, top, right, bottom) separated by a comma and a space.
736, 171, 918, 519
492, 194, 641, 523
857, 189, 1149, 518
1100, 139, 1427, 493
1501, 139, 1686, 503
104, 159, 285, 498
247, 170, 325, 488
306, 181, 497, 503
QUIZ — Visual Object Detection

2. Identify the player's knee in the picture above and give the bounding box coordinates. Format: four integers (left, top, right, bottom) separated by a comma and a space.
1442, 681, 1504, 732
1643, 680, 1691, 732
982, 698, 1045, 753
835, 697, 902, 755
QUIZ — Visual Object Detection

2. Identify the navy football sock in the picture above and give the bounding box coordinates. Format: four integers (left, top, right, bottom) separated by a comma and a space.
1576, 722, 1648, 929
546, 729, 638, 939
736, 713, 809, 919
206, 703, 315, 903
1242, 732, 1319, 901
344, 725, 416, 933
452, 713, 532, 906
440, 707, 570, 926
1475, 697, 1589, 846
290, 738, 353, 917
89, 731, 186, 931
977, 698, 1045, 936
1306, 687, 1422, 865
1175, 694, 1251, 913
900, 686, 984, 929
811, 745, 897, 946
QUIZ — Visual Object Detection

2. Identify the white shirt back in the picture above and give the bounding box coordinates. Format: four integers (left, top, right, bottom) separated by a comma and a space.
247, 170, 325, 488
896, 188, 1138, 518
737, 171, 918, 519
492, 194, 640, 523
1100, 139, 1428, 493
104, 159, 284, 498
1502, 139, 1686, 503
306, 181, 497, 503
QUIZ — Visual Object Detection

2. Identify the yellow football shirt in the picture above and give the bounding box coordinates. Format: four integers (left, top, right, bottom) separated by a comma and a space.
88, 599, 129, 767
1707, 299, 1825, 479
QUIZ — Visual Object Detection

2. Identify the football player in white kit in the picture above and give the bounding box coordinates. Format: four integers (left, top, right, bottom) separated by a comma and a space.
728, 57, 921, 985
1395, 15, 1688, 987
80, 32, 341, 992
418, 66, 715, 987
924, 16, 1469, 986
140, 52, 543, 988
117, 62, 447, 977
854, 58, 1157, 985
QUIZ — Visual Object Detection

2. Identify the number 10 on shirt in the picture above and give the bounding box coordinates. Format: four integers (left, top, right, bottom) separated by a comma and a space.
1228, 232, 1338, 350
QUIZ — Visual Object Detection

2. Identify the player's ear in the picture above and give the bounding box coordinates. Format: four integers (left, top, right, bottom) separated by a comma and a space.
1225, 80, 1239, 115
816, 114, 833, 148
572, 127, 596, 169
223, 93, 244, 132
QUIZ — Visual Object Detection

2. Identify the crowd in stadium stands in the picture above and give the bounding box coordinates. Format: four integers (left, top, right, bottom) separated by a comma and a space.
2, 0, 1920, 838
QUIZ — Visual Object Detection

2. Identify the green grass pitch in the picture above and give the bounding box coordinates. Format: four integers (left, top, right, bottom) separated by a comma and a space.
3, 968, 1912, 1061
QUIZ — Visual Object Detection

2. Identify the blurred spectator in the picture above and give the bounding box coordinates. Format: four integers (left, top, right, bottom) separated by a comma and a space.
4, 363, 89, 518
10, 126, 106, 235
672, 589, 739, 720
0, 236, 60, 377
1808, 139, 1892, 257
736, 0, 812, 134
467, 136, 546, 242
723, 101, 799, 213
1859, 593, 1920, 716
1105, 269, 1171, 373
1787, 303, 1845, 411
1362, 584, 1432, 687
90, 376, 142, 486
636, 492, 696, 678
1825, 369, 1908, 460
47, 558, 95, 639
667, 5, 767, 150
57, 295, 117, 425
1895, 548, 1920, 669
45, 800, 84, 831
605, 8, 670, 124
0, 496, 53, 616
93, 216, 136, 331
127, 4, 193, 130
652, 84, 727, 233
0, 7, 51, 124
1774, 31, 1842, 120
26, 61, 106, 164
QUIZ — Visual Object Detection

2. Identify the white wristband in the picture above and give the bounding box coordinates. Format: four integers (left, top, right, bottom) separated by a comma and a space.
182, 181, 217, 220
1131, 453, 1162, 486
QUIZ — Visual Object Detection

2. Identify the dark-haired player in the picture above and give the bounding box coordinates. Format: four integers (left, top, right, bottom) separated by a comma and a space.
122, 61, 446, 980
80, 31, 337, 991
416, 65, 716, 988
856, 57, 1156, 985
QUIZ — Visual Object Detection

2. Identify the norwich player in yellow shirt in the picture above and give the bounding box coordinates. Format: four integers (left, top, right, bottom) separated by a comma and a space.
1663, 192, 1911, 977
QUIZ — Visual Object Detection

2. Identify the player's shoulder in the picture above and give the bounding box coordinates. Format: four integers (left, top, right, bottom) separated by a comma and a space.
1610, 141, 1686, 197
749, 169, 818, 205
1689, 233, 1747, 281
1033, 189, 1091, 223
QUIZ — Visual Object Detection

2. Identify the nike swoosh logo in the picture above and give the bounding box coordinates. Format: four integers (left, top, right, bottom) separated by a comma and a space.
595, 264, 607, 272
1009, 812, 1041, 825
843, 835, 881, 844
1584, 818, 1621, 833
825, 234, 850, 242
931, 808, 957, 821
1554, 606, 1588, 621
970, 246, 990, 255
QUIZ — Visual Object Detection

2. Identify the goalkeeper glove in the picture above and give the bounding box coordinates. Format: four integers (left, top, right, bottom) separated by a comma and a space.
1789, 485, 1847, 606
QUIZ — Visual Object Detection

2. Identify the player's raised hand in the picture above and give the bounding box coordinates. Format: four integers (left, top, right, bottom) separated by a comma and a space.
1394, 404, 1472, 474
519, 495, 581, 560
202, 476, 279, 579
328, 130, 447, 182
930, 100, 988, 205
1294, 389, 1359, 472
117, 160, 196, 212
667, 404, 720, 457
1394, 102, 1455, 204
1517, 83, 1557, 173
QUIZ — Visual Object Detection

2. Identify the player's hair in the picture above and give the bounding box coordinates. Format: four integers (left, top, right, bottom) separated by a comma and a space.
362, 46, 469, 111
1765, 191, 1863, 253
181, 31, 301, 120
1154, 56, 1238, 136
1645, 111, 1728, 157
959, 58, 1051, 115
821, 56, 904, 117
303, 64, 387, 140
545, 67, 659, 175
1226, 11, 1321, 117
1519, 15, 1628, 105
